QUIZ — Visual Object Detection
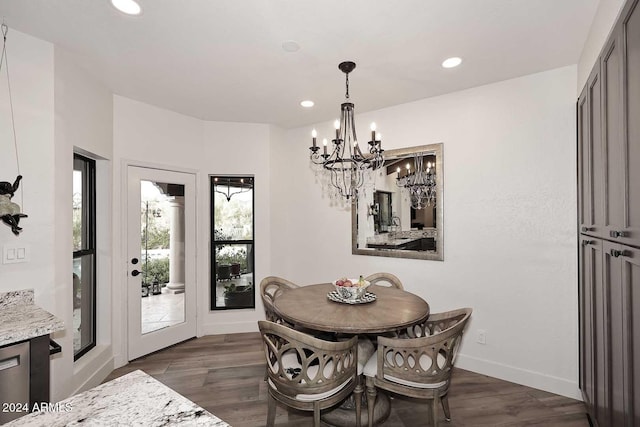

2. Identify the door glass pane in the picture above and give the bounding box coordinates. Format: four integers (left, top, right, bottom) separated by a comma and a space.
140, 180, 185, 334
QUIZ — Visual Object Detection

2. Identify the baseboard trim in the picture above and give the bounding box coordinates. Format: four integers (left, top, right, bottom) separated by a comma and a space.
72, 347, 114, 395
456, 353, 582, 400
200, 321, 258, 336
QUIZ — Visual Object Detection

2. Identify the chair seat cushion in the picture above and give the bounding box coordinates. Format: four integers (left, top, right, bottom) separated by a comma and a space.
268, 377, 352, 402
363, 351, 447, 389
268, 350, 362, 402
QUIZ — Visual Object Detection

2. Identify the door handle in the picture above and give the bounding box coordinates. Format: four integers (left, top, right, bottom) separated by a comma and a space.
49, 339, 62, 356
581, 226, 594, 232
131, 269, 142, 277
582, 240, 593, 246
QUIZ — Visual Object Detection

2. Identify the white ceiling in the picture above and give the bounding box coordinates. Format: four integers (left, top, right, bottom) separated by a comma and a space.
0, 0, 599, 129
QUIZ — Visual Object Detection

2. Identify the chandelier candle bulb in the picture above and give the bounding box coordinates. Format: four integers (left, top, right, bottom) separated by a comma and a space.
370, 123, 377, 141
323, 138, 328, 155
312, 129, 317, 148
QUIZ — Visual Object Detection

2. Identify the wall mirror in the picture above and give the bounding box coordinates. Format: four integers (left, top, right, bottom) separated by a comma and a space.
352, 143, 443, 260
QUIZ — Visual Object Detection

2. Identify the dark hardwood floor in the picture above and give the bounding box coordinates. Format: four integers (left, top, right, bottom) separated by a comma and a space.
105, 333, 589, 426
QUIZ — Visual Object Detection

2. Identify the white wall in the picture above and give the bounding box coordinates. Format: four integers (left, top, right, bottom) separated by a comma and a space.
199, 121, 272, 335
577, 0, 626, 91
53, 47, 114, 399
271, 66, 580, 399
112, 96, 272, 366
0, 28, 58, 389
0, 31, 54, 299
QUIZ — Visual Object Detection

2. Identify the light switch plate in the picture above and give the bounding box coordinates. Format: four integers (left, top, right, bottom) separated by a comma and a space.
3, 245, 29, 264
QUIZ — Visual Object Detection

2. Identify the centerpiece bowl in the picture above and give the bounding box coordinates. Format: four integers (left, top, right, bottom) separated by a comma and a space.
332, 278, 371, 302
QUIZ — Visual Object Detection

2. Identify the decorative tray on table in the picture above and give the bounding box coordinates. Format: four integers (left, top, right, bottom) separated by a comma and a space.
327, 290, 377, 305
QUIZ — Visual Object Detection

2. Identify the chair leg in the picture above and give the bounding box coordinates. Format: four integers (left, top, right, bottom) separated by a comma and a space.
313, 401, 321, 427
441, 394, 451, 421
365, 377, 377, 427
267, 392, 276, 427
354, 378, 363, 427
431, 396, 439, 427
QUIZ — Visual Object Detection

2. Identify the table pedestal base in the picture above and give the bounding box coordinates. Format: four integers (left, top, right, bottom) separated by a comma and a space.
322, 392, 390, 427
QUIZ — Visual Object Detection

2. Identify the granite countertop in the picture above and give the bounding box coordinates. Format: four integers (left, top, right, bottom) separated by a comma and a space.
0, 290, 65, 347
5, 370, 229, 426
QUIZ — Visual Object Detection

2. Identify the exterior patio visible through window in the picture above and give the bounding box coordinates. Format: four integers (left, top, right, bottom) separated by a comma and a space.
73, 153, 96, 360
210, 176, 255, 310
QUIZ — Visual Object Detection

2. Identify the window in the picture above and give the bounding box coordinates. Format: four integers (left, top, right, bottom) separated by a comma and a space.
211, 176, 255, 310
73, 154, 96, 360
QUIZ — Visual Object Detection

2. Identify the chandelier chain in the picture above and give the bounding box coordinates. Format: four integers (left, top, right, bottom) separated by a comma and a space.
1, 22, 23, 208
345, 72, 350, 99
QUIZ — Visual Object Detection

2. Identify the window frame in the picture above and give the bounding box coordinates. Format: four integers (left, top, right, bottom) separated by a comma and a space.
210, 175, 255, 310
73, 153, 97, 360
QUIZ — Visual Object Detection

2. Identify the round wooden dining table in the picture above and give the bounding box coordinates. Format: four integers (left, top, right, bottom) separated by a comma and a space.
272, 283, 430, 334
272, 283, 430, 427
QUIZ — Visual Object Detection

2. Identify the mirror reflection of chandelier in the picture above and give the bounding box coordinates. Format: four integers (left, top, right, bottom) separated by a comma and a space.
396, 153, 436, 209
308, 61, 384, 203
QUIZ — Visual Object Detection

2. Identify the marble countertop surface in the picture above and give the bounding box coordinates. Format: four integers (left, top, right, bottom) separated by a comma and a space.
0, 290, 65, 347
5, 370, 229, 426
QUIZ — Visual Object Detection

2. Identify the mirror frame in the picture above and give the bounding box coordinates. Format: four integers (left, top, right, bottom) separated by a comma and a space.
351, 143, 444, 261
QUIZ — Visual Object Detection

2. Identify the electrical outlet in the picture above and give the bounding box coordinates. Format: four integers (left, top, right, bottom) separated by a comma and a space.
477, 329, 487, 345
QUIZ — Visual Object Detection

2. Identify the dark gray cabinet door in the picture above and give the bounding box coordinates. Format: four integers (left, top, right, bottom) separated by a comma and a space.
578, 87, 591, 234
579, 236, 602, 417
579, 65, 606, 237
603, 241, 640, 426
601, 29, 626, 243
615, 0, 640, 248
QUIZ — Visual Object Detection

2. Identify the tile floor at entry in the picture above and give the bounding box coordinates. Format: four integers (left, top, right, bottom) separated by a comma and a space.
141, 272, 254, 334
140, 290, 185, 334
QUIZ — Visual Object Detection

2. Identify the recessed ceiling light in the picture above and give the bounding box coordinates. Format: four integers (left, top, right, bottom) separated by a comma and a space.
300, 100, 314, 108
282, 40, 301, 53
110, 0, 142, 15
442, 57, 462, 68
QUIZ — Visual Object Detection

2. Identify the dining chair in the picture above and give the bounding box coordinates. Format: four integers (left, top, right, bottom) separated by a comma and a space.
364, 272, 404, 290
259, 276, 299, 324
258, 320, 363, 427
363, 307, 472, 427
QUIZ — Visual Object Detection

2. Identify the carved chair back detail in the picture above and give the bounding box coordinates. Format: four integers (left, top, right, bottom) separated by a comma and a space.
258, 320, 362, 427
364, 272, 404, 290
363, 307, 472, 427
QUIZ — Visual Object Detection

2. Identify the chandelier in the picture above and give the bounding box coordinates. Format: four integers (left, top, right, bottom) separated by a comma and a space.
309, 61, 384, 202
396, 153, 436, 209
